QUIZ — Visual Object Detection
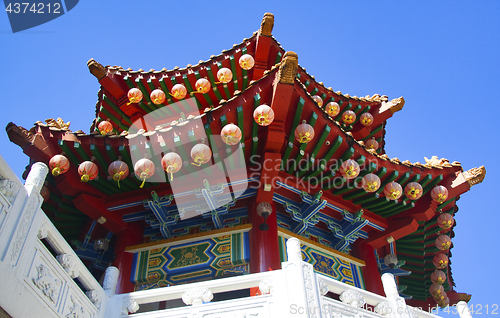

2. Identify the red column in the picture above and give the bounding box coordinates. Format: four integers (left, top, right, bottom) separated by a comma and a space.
352, 240, 384, 296
249, 202, 281, 274
112, 223, 143, 294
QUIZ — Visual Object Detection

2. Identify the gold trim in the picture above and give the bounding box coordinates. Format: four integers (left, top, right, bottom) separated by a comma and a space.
125, 224, 252, 253
278, 228, 366, 267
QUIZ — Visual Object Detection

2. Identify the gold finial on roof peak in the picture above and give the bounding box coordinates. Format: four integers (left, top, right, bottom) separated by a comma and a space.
463, 165, 486, 187
87, 58, 106, 81
260, 13, 274, 37
278, 51, 298, 85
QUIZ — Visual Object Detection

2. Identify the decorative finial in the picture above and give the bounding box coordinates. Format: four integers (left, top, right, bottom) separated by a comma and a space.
278, 51, 298, 85
259, 13, 274, 36
87, 58, 106, 80
463, 165, 486, 187
387, 96, 405, 114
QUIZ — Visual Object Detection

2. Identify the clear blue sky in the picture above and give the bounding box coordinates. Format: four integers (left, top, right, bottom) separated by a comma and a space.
1, 1, 499, 316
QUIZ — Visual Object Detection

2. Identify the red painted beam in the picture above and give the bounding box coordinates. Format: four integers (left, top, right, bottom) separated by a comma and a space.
113, 223, 143, 294
73, 193, 128, 233
352, 240, 384, 296
365, 218, 419, 249
252, 35, 273, 80
249, 202, 281, 273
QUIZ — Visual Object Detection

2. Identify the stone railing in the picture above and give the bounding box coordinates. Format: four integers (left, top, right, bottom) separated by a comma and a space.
0, 159, 105, 318
102, 237, 473, 318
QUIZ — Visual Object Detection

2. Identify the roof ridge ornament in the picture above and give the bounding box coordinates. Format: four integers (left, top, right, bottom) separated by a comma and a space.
87, 58, 106, 81
259, 12, 274, 37
463, 165, 486, 187
278, 51, 298, 85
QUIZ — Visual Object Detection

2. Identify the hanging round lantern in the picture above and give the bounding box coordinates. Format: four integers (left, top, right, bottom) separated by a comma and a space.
312, 95, 323, 107
108, 160, 129, 188
127, 88, 143, 104
161, 152, 182, 181
195, 78, 211, 94
171, 84, 187, 100
78, 161, 98, 183
431, 185, 448, 204
361, 173, 381, 193
325, 102, 340, 117
239, 54, 255, 70
384, 182, 403, 201
49, 154, 69, 177
134, 158, 155, 188
339, 159, 360, 180
437, 297, 450, 308
435, 234, 451, 251
98, 120, 113, 135
404, 182, 423, 200
429, 284, 445, 298
365, 138, 379, 151
342, 110, 356, 124
433, 253, 448, 269
360, 113, 374, 126
220, 124, 242, 145
253, 104, 275, 126
150, 89, 166, 105
437, 213, 455, 230
294, 122, 315, 144
431, 270, 447, 285
190, 143, 212, 166
217, 68, 233, 84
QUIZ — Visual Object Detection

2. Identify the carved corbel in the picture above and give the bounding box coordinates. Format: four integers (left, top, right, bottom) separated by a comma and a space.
86, 289, 103, 306
122, 298, 139, 314
56, 253, 79, 278
182, 287, 213, 306
375, 300, 391, 316
339, 289, 365, 308
37, 222, 48, 240
317, 277, 329, 296
259, 277, 274, 295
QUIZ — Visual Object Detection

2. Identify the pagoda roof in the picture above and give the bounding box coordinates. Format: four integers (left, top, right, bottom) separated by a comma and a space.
5, 12, 486, 307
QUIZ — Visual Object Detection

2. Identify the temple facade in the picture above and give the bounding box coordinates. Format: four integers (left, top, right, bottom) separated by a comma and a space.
1, 13, 483, 318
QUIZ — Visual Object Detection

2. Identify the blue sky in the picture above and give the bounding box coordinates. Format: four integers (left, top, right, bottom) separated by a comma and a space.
1, 1, 499, 316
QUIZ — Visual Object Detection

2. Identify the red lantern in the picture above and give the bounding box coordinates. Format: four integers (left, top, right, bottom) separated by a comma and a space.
78, 161, 98, 183
161, 152, 182, 181
435, 234, 451, 251
190, 144, 212, 166
431, 185, 448, 203
360, 113, 373, 126
312, 95, 323, 107
134, 158, 155, 188
431, 270, 447, 285
217, 68, 232, 84
195, 78, 211, 94
220, 124, 242, 145
253, 104, 275, 126
171, 84, 187, 100
437, 297, 450, 308
429, 284, 445, 298
339, 159, 360, 179
98, 120, 113, 135
150, 89, 166, 105
342, 110, 356, 124
361, 173, 381, 192
325, 102, 340, 117
239, 54, 255, 70
384, 182, 402, 201
127, 88, 143, 104
49, 154, 69, 176
404, 182, 423, 200
294, 123, 315, 143
108, 160, 129, 188
365, 138, 379, 151
437, 213, 455, 230
433, 253, 448, 269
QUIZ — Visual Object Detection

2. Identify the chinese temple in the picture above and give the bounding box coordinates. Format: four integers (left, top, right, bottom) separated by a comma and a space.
4, 12, 485, 313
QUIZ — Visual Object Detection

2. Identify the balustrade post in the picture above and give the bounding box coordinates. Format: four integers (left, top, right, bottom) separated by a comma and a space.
381, 273, 410, 318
